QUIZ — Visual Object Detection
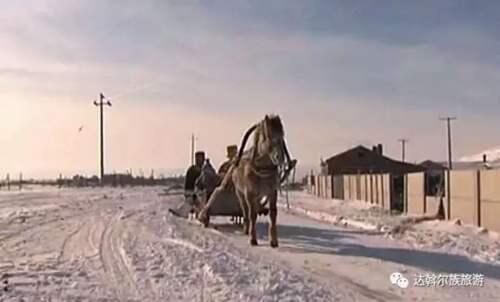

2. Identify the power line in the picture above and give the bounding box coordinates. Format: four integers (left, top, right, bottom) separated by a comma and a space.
94, 93, 112, 185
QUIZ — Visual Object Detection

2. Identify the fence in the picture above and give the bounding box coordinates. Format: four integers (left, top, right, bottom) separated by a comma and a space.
405, 173, 426, 215
308, 173, 392, 209
306, 168, 500, 233
0, 173, 25, 191
403, 170, 500, 232
480, 169, 500, 232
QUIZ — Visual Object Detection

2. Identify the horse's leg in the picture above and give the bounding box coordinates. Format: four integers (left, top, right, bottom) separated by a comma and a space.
198, 192, 211, 227
198, 186, 223, 226
198, 170, 232, 224
246, 193, 258, 246
236, 190, 249, 235
249, 203, 258, 246
268, 190, 279, 248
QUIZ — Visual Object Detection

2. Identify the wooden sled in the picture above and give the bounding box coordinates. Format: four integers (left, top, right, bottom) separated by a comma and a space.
195, 186, 269, 218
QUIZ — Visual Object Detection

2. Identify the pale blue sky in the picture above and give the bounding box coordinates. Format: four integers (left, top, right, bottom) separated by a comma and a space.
1, 1, 499, 178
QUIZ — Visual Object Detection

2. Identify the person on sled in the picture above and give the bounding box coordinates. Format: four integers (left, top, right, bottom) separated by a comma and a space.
184, 151, 205, 193
168, 151, 206, 218
217, 145, 242, 224
181, 151, 206, 217
195, 159, 218, 199
218, 145, 238, 179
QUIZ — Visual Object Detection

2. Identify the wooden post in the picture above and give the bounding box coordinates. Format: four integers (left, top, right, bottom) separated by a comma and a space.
403, 174, 408, 213
19, 173, 22, 191
423, 172, 427, 214
381, 174, 385, 209
7, 173, 10, 191
476, 170, 481, 227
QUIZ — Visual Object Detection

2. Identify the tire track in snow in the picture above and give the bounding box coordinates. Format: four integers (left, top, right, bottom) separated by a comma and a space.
58, 215, 104, 264
0, 204, 103, 243
162, 238, 204, 253
56, 221, 85, 264
99, 212, 140, 300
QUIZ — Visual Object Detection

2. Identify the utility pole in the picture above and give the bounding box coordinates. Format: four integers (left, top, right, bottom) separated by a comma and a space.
440, 116, 457, 220
440, 117, 457, 170
398, 139, 408, 162
94, 93, 112, 185
190, 134, 197, 165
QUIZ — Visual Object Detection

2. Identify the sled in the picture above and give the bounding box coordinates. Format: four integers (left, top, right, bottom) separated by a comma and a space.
169, 182, 269, 220
169, 156, 298, 222
197, 186, 269, 217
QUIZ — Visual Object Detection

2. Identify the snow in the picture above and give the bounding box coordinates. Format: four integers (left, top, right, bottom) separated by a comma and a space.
0, 186, 499, 301
278, 191, 500, 266
278, 191, 405, 233
0, 187, 345, 301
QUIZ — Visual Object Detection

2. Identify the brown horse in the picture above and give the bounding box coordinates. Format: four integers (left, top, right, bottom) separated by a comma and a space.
198, 115, 295, 247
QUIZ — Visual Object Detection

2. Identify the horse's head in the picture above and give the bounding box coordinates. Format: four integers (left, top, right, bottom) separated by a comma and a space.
258, 114, 287, 166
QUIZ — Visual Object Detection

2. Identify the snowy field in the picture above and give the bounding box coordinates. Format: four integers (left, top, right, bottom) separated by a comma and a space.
0, 187, 499, 301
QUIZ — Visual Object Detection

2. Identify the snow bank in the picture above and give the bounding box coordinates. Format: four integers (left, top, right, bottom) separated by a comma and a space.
279, 191, 500, 266
278, 191, 404, 233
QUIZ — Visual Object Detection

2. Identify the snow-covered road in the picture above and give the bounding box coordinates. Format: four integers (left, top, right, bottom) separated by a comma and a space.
0, 187, 499, 301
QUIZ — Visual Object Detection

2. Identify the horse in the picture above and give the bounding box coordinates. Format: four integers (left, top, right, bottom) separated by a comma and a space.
198, 114, 295, 247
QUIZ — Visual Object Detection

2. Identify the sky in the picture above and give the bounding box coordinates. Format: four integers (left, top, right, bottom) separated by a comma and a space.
1, 0, 500, 179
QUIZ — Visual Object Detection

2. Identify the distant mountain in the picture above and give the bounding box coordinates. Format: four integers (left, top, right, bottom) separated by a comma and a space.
460, 147, 500, 162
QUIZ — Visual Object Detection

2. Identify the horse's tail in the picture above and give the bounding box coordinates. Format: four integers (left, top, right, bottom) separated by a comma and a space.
234, 123, 258, 167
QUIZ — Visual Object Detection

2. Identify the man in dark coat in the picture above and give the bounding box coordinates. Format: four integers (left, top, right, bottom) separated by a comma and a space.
169, 151, 206, 218
184, 151, 205, 192
195, 159, 219, 198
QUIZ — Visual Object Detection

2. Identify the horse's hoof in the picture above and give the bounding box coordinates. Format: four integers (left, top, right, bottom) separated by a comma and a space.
198, 215, 209, 227
202, 219, 210, 228
250, 239, 258, 246
270, 241, 279, 248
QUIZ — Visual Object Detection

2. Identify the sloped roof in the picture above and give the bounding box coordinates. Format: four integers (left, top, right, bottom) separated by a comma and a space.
420, 160, 447, 170
325, 145, 424, 174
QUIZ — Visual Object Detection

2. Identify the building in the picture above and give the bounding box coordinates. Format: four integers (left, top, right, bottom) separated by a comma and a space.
419, 160, 447, 172
324, 145, 424, 175
419, 160, 447, 196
